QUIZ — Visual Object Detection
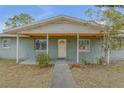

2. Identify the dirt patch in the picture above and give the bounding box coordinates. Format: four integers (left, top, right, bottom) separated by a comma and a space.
0, 60, 54, 88
70, 61, 124, 88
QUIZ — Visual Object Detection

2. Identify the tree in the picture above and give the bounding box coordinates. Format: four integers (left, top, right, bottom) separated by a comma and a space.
5, 13, 35, 27
85, 6, 124, 64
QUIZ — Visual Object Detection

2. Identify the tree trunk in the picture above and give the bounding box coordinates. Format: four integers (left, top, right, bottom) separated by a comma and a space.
107, 48, 110, 64
101, 30, 110, 65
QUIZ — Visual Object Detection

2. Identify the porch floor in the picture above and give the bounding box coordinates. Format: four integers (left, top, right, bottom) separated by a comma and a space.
20, 59, 36, 65
20, 59, 77, 65
50, 60, 77, 64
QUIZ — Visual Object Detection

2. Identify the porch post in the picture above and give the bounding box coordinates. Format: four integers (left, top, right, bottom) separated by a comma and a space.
107, 49, 110, 64
77, 34, 79, 64
16, 34, 19, 63
46, 33, 49, 55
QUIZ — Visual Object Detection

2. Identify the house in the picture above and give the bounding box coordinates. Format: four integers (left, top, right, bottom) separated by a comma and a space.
0, 15, 123, 64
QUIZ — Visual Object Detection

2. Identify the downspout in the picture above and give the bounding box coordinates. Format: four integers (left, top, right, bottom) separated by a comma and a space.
77, 34, 79, 64
16, 34, 19, 63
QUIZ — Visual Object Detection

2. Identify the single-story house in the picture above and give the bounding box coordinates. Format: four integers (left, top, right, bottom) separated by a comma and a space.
0, 15, 124, 64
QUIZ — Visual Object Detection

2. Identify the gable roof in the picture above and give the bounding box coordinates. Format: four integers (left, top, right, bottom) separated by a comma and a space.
3, 15, 104, 34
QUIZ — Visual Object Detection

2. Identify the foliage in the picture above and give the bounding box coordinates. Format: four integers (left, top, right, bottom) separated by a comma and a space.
5, 13, 34, 27
69, 64, 81, 69
36, 53, 51, 68
96, 57, 102, 65
96, 5, 124, 8
80, 58, 89, 65
111, 38, 122, 50
85, 6, 124, 64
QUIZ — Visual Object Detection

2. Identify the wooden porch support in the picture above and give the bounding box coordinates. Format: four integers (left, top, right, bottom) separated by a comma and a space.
16, 34, 19, 63
77, 34, 79, 64
46, 33, 49, 55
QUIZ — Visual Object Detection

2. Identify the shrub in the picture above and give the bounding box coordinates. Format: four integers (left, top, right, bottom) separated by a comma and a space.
69, 64, 81, 69
0, 57, 3, 60
96, 57, 102, 65
36, 53, 51, 68
80, 58, 88, 65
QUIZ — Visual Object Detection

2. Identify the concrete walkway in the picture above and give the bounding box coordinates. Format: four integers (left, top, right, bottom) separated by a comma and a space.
50, 63, 77, 88
51, 60, 76, 64
20, 59, 36, 64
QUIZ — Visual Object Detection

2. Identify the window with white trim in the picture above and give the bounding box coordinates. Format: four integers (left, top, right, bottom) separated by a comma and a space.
79, 39, 90, 52
2, 39, 10, 48
34, 40, 47, 50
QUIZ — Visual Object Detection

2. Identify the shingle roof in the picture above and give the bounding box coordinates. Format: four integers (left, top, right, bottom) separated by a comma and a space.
3, 15, 104, 34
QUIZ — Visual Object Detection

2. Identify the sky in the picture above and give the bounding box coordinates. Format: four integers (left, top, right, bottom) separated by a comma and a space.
0, 5, 99, 32
0, 5, 124, 33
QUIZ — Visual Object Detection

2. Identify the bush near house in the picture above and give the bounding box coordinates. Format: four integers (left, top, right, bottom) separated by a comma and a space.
80, 58, 89, 65
96, 57, 103, 65
36, 53, 51, 68
80, 57, 104, 65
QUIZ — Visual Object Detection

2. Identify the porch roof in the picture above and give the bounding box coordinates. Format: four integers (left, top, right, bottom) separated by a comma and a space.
19, 32, 102, 37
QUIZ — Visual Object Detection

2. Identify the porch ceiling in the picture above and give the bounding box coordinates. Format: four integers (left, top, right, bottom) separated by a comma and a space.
19, 32, 102, 37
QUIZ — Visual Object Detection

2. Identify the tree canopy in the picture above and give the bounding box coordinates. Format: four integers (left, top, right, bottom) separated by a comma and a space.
5, 13, 35, 27
85, 5, 124, 64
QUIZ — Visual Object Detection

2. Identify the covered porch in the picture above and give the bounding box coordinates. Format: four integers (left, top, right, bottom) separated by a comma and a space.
16, 32, 102, 64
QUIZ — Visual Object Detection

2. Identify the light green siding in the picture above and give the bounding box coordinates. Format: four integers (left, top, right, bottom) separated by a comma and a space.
0, 37, 33, 60
67, 37, 77, 61
27, 36, 101, 63
79, 37, 101, 63
48, 36, 77, 61
0, 37, 16, 59
0, 36, 101, 63
110, 38, 124, 60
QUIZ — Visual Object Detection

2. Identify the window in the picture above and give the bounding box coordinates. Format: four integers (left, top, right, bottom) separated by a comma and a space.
2, 39, 10, 48
34, 40, 47, 50
79, 39, 90, 52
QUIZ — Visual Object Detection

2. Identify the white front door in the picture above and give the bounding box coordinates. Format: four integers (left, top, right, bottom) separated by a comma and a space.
58, 39, 66, 58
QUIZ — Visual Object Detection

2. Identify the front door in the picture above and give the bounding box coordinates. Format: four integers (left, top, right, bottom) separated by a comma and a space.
58, 39, 66, 58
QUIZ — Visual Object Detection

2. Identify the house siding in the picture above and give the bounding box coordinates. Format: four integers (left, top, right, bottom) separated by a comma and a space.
48, 36, 77, 61
0, 37, 31, 60
110, 38, 124, 60
30, 36, 101, 63
0, 36, 102, 64
25, 20, 100, 34
79, 37, 101, 63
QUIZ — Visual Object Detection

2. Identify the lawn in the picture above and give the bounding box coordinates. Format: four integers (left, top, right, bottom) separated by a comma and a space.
0, 59, 53, 88
70, 61, 124, 88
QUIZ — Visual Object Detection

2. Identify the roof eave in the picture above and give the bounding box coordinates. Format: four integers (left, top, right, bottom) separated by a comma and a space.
0, 34, 30, 38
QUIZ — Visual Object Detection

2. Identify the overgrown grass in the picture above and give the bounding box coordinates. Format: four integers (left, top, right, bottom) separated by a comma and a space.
70, 61, 124, 88
0, 59, 53, 88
